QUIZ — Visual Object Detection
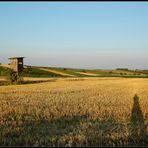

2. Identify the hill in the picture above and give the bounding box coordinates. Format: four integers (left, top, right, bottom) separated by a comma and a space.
0, 64, 148, 79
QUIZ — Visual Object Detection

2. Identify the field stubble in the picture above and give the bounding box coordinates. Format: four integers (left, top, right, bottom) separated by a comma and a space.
0, 77, 148, 146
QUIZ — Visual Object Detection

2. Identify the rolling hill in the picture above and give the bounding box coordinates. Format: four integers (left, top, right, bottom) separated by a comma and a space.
0, 64, 148, 79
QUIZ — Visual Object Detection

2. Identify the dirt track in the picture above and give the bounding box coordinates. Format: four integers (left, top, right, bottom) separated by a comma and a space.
75, 71, 99, 76
39, 68, 75, 77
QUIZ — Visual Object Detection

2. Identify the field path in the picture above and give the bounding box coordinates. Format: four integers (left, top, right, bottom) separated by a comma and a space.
39, 68, 75, 77
75, 71, 99, 76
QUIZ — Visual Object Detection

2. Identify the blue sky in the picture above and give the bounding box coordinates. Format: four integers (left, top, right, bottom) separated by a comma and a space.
0, 2, 148, 69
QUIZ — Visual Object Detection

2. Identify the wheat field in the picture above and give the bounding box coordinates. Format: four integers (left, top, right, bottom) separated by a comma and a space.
0, 77, 148, 146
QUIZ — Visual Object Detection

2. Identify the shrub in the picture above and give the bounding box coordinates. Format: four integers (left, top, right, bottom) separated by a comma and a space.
7, 69, 23, 84
82, 70, 86, 73
116, 68, 129, 71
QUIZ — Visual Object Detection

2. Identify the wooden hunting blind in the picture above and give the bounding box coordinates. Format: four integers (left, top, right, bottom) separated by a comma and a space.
9, 57, 24, 73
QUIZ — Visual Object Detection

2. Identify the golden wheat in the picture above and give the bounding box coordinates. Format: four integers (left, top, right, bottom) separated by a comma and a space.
0, 77, 148, 146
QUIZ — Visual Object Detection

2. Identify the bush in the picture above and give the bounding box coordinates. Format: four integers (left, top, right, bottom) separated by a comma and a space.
82, 70, 86, 73
7, 69, 23, 84
0, 67, 10, 76
116, 68, 129, 71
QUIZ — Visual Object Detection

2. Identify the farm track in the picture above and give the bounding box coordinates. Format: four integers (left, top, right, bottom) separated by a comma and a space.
74, 71, 99, 76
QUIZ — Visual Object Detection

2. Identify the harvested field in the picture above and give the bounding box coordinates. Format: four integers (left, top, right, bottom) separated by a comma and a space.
0, 78, 147, 146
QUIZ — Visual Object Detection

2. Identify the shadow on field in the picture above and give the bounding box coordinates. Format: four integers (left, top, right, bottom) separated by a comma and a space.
128, 94, 148, 146
0, 79, 57, 86
22, 79, 57, 85
0, 114, 129, 147
0, 95, 147, 147
0, 114, 88, 146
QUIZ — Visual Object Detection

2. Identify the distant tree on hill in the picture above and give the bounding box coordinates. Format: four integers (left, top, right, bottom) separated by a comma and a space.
116, 68, 129, 71
82, 70, 86, 73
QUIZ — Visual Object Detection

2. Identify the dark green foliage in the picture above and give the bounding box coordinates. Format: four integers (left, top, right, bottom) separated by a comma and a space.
7, 70, 23, 84
8, 70, 17, 83
109, 71, 113, 74
82, 70, 86, 73
116, 68, 129, 71
0, 66, 11, 76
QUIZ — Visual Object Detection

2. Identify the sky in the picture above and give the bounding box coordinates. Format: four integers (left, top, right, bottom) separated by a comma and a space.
0, 2, 148, 69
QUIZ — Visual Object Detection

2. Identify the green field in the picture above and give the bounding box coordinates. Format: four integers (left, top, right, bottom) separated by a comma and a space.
0, 66, 11, 76
22, 67, 64, 78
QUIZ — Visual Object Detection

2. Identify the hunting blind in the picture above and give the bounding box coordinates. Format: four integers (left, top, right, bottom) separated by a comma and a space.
8, 57, 24, 82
